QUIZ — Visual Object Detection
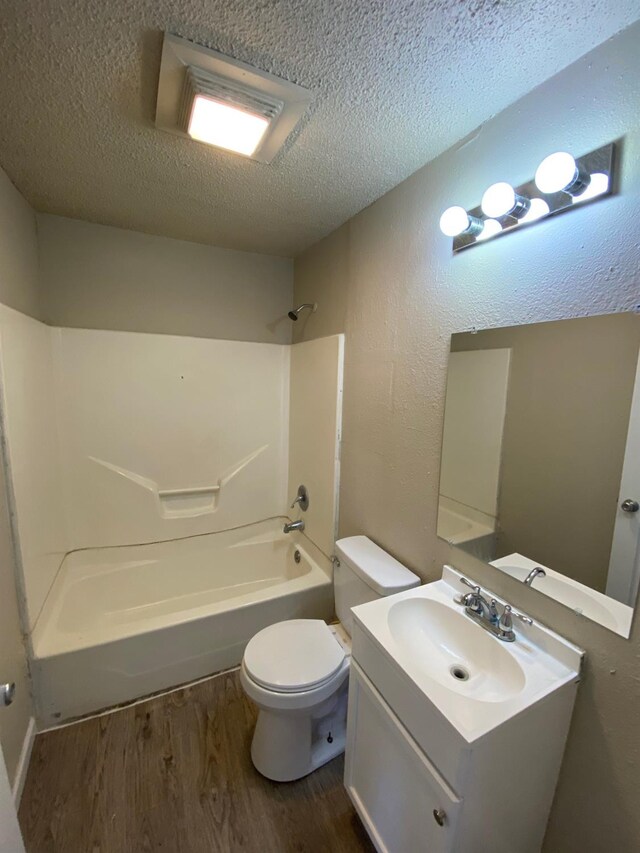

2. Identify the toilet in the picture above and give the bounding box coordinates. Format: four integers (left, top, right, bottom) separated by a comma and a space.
240, 535, 420, 781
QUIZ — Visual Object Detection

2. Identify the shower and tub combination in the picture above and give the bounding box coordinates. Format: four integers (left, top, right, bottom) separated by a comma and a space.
0, 302, 344, 726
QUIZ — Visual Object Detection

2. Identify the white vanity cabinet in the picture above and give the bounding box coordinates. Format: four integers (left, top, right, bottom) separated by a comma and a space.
345, 598, 582, 853
345, 662, 461, 852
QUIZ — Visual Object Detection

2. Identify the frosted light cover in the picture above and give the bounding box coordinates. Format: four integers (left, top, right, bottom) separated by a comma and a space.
439, 206, 472, 237
481, 183, 517, 218
535, 152, 578, 194
188, 95, 270, 155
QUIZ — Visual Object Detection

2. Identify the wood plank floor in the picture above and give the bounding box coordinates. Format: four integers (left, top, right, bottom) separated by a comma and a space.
19, 670, 374, 853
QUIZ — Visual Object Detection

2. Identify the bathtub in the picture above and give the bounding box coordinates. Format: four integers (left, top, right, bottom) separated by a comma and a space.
31, 519, 334, 726
437, 497, 497, 561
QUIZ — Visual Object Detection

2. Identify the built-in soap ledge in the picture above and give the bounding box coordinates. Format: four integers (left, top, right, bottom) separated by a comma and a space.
89, 443, 269, 519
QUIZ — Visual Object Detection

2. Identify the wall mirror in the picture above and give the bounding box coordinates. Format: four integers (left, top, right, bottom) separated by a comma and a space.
438, 312, 640, 637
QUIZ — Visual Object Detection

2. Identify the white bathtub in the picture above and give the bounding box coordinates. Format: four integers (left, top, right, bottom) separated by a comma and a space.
31, 519, 333, 726
437, 497, 497, 561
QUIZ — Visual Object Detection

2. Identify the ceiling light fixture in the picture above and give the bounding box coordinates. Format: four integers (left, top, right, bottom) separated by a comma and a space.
156, 34, 314, 163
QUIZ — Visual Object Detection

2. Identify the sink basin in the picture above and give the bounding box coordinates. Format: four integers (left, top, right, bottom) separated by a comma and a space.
491, 553, 633, 636
387, 598, 525, 702
351, 565, 584, 742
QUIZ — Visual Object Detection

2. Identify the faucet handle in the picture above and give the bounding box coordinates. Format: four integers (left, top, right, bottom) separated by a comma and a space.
459, 577, 481, 593
290, 484, 309, 511
499, 604, 513, 631
499, 604, 533, 633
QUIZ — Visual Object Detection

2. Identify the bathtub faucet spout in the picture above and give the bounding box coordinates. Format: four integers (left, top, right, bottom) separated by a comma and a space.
283, 519, 305, 534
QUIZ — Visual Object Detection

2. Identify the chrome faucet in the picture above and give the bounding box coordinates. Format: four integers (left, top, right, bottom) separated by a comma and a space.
456, 577, 533, 642
523, 567, 546, 586
290, 485, 309, 512
283, 519, 305, 534
459, 584, 496, 623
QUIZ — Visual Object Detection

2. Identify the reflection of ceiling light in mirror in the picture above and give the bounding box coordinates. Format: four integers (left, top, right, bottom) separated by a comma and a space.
572, 173, 609, 203
475, 219, 502, 241
520, 198, 550, 223
188, 96, 270, 155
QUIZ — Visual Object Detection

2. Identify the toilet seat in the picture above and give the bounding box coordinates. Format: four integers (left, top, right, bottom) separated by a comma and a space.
243, 619, 346, 693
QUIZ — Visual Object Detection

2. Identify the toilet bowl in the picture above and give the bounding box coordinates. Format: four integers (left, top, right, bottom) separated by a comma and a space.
241, 536, 420, 781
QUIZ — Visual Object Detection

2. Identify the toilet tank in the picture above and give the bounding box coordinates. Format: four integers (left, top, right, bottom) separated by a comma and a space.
334, 536, 420, 636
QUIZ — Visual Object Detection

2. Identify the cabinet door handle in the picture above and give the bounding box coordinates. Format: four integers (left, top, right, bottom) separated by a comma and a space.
433, 808, 447, 827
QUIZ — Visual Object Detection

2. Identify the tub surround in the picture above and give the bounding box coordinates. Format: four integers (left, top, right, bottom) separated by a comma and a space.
0, 305, 344, 627
0, 308, 344, 725
0, 168, 37, 789
288, 334, 344, 557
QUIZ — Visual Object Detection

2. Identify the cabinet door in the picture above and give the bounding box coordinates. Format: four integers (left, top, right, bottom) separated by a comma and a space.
345, 662, 461, 853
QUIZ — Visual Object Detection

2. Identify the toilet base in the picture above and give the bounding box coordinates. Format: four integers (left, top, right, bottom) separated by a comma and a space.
250, 681, 349, 782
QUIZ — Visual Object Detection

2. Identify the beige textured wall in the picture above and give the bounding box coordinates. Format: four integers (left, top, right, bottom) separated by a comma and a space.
293, 22, 640, 853
451, 314, 640, 594
38, 214, 294, 344
0, 166, 35, 785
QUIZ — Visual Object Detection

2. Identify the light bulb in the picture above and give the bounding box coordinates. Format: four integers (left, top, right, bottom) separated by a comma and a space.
481, 182, 530, 219
572, 172, 609, 203
476, 219, 502, 241
520, 198, 550, 223
481, 183, 515, 217
439, 206, 483, 237
439, 206, 470, 237
535, 152, 589, 196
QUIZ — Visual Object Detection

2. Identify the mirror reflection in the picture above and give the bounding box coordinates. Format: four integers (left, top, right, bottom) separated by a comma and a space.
438, 313, 640, 637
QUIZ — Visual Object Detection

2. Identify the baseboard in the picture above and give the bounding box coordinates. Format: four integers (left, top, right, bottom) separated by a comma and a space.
12, 716, 36, 806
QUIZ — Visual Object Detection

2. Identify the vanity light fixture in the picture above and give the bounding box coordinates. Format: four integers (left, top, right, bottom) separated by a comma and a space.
439, 141, 615, 253
156, 33, 314, 163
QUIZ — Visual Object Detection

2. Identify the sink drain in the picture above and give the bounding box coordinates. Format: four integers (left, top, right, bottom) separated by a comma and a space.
450, 665, 470, 682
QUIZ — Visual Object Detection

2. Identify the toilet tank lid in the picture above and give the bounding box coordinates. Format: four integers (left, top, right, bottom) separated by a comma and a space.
335, 536, 420, 595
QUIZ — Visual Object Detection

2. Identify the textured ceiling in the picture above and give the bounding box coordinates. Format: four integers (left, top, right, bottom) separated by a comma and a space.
0, 1, 638, 256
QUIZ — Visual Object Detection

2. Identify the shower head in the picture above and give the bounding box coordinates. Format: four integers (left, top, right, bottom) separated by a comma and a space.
288, 303, 317, 321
